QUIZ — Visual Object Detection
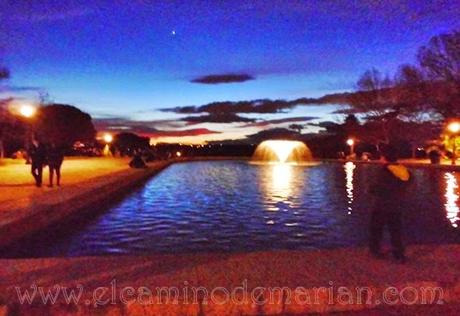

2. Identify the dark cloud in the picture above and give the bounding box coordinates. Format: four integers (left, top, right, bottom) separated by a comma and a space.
306, 121, 338, 129
94, 117, 184, 129
191, 73, 255, 84
243, 116, 319, 128
162, 92, 351, 115
164, 99, 301, 115
245, 128, 301, 142
150, 128, 221, 138
182, 113, 255, 124
330, 107, 360, 115
94, 118, 220, 138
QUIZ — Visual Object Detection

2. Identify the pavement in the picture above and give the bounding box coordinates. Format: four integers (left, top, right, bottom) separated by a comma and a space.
0, 157, 172, 248
0, 245, 459, 315
0, 157, 134, 205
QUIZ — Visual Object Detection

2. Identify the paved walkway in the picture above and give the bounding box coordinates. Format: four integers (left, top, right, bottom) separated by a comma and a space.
0, 245, 459, 315
0, 157, 133, 205
0, 157, 171, 248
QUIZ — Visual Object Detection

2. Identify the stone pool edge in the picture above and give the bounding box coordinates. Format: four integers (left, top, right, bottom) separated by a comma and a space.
0, 161, 173, 249
319, 158, 460, 171
0, 157, 249, 250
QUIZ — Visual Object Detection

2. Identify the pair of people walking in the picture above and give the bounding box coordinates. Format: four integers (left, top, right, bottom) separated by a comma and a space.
29, 140, 64, 188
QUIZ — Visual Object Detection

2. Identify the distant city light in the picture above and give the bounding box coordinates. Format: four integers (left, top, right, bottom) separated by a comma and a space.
176, 151, 182, 157
19, 104, 36, 118
103, 133, 113, 143
346, 138, 355, 146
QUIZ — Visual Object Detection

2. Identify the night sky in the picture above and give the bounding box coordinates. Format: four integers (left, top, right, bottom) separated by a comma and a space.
1, 1, 459, 143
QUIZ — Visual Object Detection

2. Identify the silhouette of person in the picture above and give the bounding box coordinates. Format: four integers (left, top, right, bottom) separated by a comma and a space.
129, 150, 147, 168
369, 146, 411, 263
48, 143, 64, 187
30, 139, 46, 187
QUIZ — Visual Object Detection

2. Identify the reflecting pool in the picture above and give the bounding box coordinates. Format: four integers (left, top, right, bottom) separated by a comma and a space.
3, 161, 460, 257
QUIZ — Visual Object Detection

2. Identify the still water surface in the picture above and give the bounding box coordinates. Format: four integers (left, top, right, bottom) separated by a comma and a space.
4, 161, 460, 257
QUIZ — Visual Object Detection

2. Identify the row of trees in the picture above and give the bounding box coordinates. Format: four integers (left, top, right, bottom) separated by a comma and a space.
347, 29, 460, 154
0, 102, 96, 158
0, 69, 96, 158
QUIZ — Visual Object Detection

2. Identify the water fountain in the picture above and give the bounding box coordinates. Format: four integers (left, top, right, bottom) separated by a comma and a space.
252, 140, 313, 164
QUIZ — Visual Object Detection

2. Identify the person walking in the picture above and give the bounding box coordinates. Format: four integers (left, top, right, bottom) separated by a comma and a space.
30, 139, 46, 187
48, 143, 64, 187
369, 146, 411, 263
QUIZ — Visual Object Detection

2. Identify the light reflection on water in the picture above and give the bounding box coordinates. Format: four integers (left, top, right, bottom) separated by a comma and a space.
444, 172, 460, 228
261, 164, 295, 211
344, 162, 356, 215
3, 161, 460, 257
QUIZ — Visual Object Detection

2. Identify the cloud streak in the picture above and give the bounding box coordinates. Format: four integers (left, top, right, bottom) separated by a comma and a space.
182, 113, 255, 124
243, 116, 319, 128
191, 73, 255, 84
94, 118, 220, 138
162, 92, 351, 115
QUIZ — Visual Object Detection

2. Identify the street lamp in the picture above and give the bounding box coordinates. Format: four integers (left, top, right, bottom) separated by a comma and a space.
447, 121, 460, 165
346, 138, 355, 157
102, 133, 113, 156
19, 104, 37, 163
19, 104, 36, 118
103, 133, 113, 144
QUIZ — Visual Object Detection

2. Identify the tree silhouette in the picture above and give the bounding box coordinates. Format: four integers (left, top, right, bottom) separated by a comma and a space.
114, 132, 149, 156
0, 67, 11, 158
34, 104, 96, 146
417, 30, 460, 118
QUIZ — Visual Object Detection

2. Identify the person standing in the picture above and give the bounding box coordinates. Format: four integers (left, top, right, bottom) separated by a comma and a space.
30, 140, 46, 187
48, 143, 64, 187
369, 146, 411, 263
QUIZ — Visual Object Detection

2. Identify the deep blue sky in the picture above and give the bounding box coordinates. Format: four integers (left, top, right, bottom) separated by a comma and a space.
1, 1, 459, 143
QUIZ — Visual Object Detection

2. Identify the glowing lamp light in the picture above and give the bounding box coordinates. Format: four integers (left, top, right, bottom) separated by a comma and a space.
448, 122, 460, 134
19, 105, 36, 118
346, 139, 355, 146
176, 151, 182, 157
103, 133, 113, 143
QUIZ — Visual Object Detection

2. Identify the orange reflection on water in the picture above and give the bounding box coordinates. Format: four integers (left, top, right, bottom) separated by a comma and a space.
444, 172, 460, 228
270, 164, 293, 203
259, 164, 297, 212
344, 162, 356, 215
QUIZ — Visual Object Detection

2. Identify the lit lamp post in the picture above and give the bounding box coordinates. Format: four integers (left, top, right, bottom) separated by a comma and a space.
102, 133, 113, 157
19, 104, 37, 163
346, 138, 355, 157
447, 121, 460, 165
19, 104, 36, 119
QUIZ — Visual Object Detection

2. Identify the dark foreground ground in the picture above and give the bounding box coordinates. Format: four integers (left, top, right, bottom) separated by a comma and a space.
1, 245, 459, 315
